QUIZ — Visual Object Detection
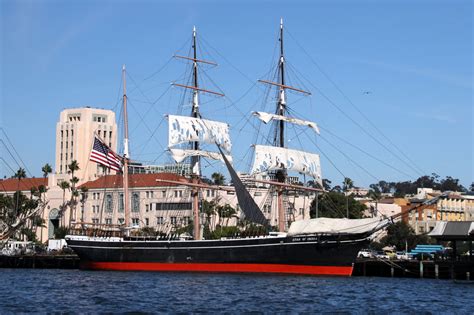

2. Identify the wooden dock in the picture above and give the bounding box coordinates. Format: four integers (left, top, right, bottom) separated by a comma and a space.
353, 258, 474, 280
0, 254, 80, 269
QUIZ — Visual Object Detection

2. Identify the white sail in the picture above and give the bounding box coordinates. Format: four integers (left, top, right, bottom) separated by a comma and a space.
168, 115, 232, 153
252, 111, 320, 134
251, 145, 322, 185
170, 149, 233, 164
287, 217, 390, 236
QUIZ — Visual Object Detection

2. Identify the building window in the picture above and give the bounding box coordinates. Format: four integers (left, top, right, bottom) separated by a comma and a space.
132, 218, 139, 226
156, 202, 192, 211
157, 217, 164, 225
132, 193, 140, 212
92, 218, 99, 224
118, 218, 124, 224
105, 218, 112, 225
105, 194, 113, 212
145, 204, 149, 212
145, 218, 149, 226
162, 191, 166, 198
118, 193, 124, 212
171, 217, 177, 225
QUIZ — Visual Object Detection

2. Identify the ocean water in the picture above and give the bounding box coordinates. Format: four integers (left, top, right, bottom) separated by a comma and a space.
1, 269, 473, 314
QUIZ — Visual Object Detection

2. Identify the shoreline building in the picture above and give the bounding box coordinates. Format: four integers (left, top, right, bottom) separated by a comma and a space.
77, 173, 314, 233
54, 107, 118, 185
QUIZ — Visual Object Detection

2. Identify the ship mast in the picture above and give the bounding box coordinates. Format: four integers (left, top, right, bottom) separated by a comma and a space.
191, 26, 201, 240
171, 27, 225, 240
277, 19, 287, 232
257, 19, 312, 232
278, 18, 286, 149
122, 65, 130, 228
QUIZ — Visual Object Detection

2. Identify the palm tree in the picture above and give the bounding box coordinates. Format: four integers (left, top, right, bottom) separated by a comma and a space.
201, 200, 217, 230
14, 168, 26, 219
342, 177, 354, 192
217, 204, 237, 227
342, 177, 354, 218
79, 186, 89, 223
367, 189, 382, 217
58, 180, 70, 227
67, 160, 80, 228
211, 172, 225, 185
41, 163, 52, 179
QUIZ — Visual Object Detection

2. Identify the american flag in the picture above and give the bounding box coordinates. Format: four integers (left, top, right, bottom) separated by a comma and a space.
89, 136, 123, 172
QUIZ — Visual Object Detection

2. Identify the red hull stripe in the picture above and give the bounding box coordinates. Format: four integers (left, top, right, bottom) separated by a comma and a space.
83, 262, 354, 276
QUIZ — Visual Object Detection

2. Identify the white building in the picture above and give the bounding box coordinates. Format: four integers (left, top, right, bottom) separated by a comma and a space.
54, 107, 117, 184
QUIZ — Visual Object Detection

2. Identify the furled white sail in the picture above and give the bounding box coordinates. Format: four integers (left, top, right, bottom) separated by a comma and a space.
252, 111, 320, 134
168, 115, 232, 153
169, 149, 233, 164
251, 145, 322, 184
287, 217, 390, 236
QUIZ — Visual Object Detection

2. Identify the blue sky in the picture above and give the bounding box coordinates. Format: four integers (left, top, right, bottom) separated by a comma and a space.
1, 0, 472, 188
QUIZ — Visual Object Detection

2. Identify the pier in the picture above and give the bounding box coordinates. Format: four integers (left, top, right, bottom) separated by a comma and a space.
0, 254, 79, 269
353, 258, 474, 280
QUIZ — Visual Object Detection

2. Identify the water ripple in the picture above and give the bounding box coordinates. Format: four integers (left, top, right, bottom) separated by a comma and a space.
0, 269, 472, 314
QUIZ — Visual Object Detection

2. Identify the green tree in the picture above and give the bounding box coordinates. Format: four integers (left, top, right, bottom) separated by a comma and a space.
342, 177, 354, 191
58, 180, 70, 227
367, 188, 382, 217
201, 200, 217, 228
79, 186, 88, 223
379, 221, 431, 251
67, 160, 80, 228
322, 179, 332, 191
216, 204, 237, 227
310, 191, 366, 219
211, 172, 225, 185
439, 176, 465, 192
41, 163, 52, 178
13, 168, 26, 217
1, 166, 50, 243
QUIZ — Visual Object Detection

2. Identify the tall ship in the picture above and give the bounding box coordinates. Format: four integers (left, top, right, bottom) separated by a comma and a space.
66, 21, 397, 276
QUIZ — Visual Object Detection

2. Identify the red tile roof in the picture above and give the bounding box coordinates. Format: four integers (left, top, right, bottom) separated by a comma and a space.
79, 173, 188, 190
0, 177, 48, 192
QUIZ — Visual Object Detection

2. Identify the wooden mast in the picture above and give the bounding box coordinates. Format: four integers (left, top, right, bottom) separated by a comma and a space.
171, 27, 224, 240
191, 26, 201, 240
277, 18, 286, 232
122, 65, 130, 228
256, 20, 312, 232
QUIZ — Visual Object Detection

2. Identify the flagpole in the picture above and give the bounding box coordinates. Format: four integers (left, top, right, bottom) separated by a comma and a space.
122, 65, 130, 229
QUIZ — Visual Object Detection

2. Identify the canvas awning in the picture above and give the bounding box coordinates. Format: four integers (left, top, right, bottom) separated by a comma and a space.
428, 221, 474, 241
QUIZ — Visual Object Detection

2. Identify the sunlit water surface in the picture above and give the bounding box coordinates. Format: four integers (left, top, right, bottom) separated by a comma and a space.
1, 269, 473, 313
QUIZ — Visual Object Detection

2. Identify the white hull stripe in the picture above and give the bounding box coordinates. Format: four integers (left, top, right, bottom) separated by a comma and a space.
69, 238, 368, 250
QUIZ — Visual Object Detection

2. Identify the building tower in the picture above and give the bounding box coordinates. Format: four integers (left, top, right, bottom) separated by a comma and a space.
55, 107, 118, 184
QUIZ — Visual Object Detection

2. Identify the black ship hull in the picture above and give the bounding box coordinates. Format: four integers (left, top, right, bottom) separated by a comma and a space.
66, 234, 369, 276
